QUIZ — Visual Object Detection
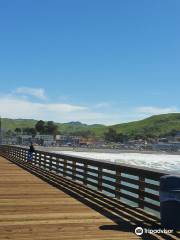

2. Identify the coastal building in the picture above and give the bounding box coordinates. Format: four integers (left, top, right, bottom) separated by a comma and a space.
35, 135, 55, 146
19, 135, 33, 145
55, 135, 81, 146
152, 142, 180, 152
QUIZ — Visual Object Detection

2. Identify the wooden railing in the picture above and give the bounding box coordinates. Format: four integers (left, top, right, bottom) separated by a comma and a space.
0, 145, 171, 216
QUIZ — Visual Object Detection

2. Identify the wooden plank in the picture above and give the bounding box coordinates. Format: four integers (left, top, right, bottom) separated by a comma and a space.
0, 156, 140, 240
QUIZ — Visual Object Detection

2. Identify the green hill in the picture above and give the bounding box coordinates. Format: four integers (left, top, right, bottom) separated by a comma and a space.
1, 118, 106, 137
1, 118, 38, 130
1, 113, 180, 138
111, 113, 180, 138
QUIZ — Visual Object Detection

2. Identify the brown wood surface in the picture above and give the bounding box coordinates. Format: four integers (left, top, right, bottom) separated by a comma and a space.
0, 156, 179, 240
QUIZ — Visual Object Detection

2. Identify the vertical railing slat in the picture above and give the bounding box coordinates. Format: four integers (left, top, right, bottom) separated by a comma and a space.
115, 169, 121, 199
139, 175, 145, 209
98, 166, 103, 192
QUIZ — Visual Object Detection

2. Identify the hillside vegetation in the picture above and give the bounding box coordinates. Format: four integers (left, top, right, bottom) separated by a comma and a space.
1, 113, 180, 138
112, 113, 180, 138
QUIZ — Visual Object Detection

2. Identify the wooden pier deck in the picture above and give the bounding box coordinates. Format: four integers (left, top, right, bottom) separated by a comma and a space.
0, 156, 179, 240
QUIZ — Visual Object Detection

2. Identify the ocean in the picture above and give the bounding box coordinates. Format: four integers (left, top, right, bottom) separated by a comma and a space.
53, 151, 180, 174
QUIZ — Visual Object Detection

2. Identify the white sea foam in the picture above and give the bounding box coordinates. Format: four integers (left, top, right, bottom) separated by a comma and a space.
54, 151, 180, 174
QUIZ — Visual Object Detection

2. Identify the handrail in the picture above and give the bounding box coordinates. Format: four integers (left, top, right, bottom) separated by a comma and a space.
0, 145, 174, 216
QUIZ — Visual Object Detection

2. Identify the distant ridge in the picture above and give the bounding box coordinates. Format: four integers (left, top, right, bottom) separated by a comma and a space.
64, 121, 87, 126
1, 113, 180, 137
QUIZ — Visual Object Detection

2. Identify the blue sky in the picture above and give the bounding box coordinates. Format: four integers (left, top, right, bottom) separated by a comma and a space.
0, 0, 179, 124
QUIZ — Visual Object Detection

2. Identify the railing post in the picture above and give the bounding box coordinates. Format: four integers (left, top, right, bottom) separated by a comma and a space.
39, 153, 43, 168
84, 162, 88, 185
115, 169, 121, 199
55, 158, 59, 174
23, 149, 26, 162
15, 149, 17, 159
44, 155, 47, 169
7, 147, 10, 159
72, 160, 76, 180
139, 175, 145, 209
63, 159, 67, 177
98, 166, 103, 192
49, 156, 53, 172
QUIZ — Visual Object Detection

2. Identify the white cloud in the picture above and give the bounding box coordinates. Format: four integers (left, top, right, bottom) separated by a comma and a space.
94, 102, 111, 109
0, 94, 85, 118
45, 103, 87, 112
15, 87, 46, 100
0, 94, 118, 124
135, 106, 179, 115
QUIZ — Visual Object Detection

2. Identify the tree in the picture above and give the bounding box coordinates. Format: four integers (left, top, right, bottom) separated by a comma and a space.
22, 127, 36, 136
15, 128, 21, 135
104, 128, 128, 143
35, 120, 45, 134
169, 129, 178, 137
116, 133, 128, 143
28, 128, 37, 137
104, 128, 118, 142
6, 130, 14, 137
44, 121, 58, 135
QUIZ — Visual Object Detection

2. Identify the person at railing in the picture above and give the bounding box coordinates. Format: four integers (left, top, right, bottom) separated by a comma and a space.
27, 142, 35, 163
